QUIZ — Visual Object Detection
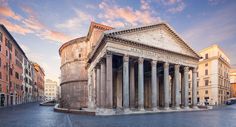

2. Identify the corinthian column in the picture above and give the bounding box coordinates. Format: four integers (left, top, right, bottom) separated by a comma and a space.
100, 59, 106, 108
164, 62, 170, 110
106, 51, 113, 109
192, 67, 198, 109
151, 60, 157, 111
130, 61, 135, 109
96, 65, 101, 108
174, 65, 180, 109
123, 55, 129, 110
184, 66, 189, 109
138, 57, 144, 111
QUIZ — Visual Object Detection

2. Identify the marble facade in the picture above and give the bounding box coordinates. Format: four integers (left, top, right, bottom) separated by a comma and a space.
87, 23, 200, 115
59, 22, 201, 115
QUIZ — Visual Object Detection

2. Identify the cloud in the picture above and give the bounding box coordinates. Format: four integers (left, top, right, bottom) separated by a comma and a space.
140, 0, 150, 10
182, 4, 236, 64
40, 30, 72, 43
0, 2, 72, 43
98, 0, 161, 27
158, 0, 186, 13
56, 9, 93, 30
167, 2, 186, 13
0, 3, 22, 20
0, 18, 32, 35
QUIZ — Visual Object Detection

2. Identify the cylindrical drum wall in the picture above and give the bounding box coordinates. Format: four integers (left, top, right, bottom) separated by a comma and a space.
59, 37, 88, 109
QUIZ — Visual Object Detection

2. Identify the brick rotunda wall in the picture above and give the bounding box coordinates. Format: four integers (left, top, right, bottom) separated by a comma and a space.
59, 37, 88, 109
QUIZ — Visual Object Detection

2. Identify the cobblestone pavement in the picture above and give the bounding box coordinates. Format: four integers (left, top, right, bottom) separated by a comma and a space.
0, 103, 236, 127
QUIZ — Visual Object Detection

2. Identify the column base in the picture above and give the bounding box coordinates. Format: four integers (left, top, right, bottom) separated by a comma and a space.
164, 107, 170, 110
152, 107, 159, 112
174, 106, 181, 110
123, 108, 131, 113
192, 106, 198, 109
138, 107, 145, 112
184, 106, 190, 110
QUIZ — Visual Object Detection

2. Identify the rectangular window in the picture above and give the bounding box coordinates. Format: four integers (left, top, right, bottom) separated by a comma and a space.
205, 53, 208, 59
205, 63, 208, 66
0, 45, 1, 52
9, 53, 12, 60
197, 72, 199, 77
205, 80, 209, 86
0, 32, 2, 42
197, 81, 199, 87
10, 68, 13, 75
5, 38, 8, 46
8, 41, 12, 51
205, 69, 208, 75
0, 84, 2, 92
205, 90, 208, 94
15, 72, 19, 79
189, 82, 191, 88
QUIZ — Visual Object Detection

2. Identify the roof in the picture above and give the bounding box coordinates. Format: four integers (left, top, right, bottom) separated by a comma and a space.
87, 21, 113, 39
0, 24, 28, 60
88, 22, 201, 62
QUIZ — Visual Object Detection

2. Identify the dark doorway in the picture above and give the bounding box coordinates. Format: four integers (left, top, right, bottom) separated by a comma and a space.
0, 94, 5, 106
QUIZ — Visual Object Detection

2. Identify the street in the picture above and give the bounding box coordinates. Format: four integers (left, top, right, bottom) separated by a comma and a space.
0, 103, 236, 127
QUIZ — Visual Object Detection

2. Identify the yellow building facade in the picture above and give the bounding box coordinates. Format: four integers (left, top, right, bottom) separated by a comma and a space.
189, 45, 231, 105
230, 69, 236, 98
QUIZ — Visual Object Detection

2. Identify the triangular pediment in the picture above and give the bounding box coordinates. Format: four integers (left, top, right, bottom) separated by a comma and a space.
106, 23, 199, 58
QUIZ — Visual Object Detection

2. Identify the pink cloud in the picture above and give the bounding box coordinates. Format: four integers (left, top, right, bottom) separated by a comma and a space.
56, 9, 93, 30
0, 6, 22, 20
23, 17, 45, 31
0, 2, 72, 43
98, 0, 161, 26
41, 30, 72, 43
140, 0, 150, 10
0, 18, 32, 35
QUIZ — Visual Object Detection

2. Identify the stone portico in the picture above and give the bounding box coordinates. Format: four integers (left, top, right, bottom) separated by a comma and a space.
86, 23, 200, 115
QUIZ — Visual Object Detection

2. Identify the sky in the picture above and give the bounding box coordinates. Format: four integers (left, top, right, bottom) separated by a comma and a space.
0, 0, 236, 83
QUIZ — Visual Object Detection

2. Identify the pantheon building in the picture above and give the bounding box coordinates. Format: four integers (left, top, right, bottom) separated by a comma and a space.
59, 22, 201, 115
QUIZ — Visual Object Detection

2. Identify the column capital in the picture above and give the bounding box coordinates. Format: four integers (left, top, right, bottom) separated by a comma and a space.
99, 58, 105, 64
106, 51, 112, 56
96, 64, 100, 69
123, 55, 129, 62
184, 66, 189, 72
174, 64, 180, 69
151, 60, 157, 66
192, 67, 197, 73
164, 62, 169, 68
138, 57, 144, 64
